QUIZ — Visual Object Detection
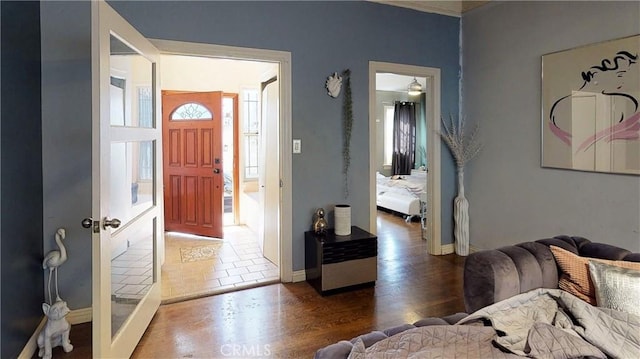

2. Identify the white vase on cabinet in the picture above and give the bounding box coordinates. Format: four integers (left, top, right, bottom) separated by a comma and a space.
334, 204, 351, 236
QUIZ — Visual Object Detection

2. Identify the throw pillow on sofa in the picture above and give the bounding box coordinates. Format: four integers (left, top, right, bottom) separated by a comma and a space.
588, 260, 640, 316
549, 245, 640, 305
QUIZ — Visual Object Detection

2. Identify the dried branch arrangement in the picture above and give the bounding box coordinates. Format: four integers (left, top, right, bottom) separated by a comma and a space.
439, 115, 482, 168
342, 69, 352, 198
440, 115, 481, 256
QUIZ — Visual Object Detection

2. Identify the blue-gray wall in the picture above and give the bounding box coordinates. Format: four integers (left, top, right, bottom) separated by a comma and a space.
38, 0, 460, 312
40, 0, 93, 311
462, 1, 640, 251
107, 0, 460, 269
1, 1, 44, 358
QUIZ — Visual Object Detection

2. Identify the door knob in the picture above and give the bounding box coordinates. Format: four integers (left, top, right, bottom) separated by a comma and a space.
213, 168, 220, 174
81, 218, 93, 228
82, 217, 101, 233
102, 217, 122, 230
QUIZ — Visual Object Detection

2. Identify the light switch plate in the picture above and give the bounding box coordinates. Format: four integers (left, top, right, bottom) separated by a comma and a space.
293, 139, 301, 153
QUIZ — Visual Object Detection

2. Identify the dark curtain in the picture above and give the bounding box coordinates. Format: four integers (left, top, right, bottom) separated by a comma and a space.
391, 101, 416, 175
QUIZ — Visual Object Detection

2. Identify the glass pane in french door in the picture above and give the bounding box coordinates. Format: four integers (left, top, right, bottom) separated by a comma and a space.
110, 141, 154, 225
110, 35, 153, 128
110, 217, 156, 337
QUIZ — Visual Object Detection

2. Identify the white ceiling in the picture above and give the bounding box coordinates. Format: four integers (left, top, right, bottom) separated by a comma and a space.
376, 73, 427, 93
160, 55, 276, 93
370, 0, 489, 17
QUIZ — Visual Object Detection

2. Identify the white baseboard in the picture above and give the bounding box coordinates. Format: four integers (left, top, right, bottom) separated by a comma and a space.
441, 244, 482, 255
67, 306, 92, 325
292, 269, 306, 282
441, 243, 454, 255
18, 306, 92, 359
442, 243, 483, 255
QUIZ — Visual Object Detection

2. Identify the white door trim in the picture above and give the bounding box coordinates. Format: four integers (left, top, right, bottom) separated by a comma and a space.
150, 39, 293, 281
368, 61, 443, 255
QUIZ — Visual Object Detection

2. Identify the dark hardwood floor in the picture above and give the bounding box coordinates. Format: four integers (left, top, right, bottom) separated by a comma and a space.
49, 211, 466, 358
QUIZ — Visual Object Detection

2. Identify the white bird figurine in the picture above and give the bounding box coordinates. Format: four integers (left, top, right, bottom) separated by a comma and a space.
43, 228, 68, 304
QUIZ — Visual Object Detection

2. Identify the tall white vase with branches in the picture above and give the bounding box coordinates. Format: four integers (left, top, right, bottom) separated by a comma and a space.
440, 115, 481, 256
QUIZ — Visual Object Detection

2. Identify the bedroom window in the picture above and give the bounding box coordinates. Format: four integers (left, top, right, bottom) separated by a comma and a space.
243, 89, 260, 179
383, 105, 394, 166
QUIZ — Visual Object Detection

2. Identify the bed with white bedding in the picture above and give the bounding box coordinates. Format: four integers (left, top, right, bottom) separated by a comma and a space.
376, 170, 427, 225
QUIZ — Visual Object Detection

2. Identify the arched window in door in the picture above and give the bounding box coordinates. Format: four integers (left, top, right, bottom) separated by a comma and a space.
171, 103, 212, 120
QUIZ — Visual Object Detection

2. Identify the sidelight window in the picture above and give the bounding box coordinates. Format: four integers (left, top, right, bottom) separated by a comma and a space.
243, 89, 260, 179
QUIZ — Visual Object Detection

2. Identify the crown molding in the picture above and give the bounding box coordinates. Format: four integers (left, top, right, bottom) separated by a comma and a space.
370, 1, 489, 17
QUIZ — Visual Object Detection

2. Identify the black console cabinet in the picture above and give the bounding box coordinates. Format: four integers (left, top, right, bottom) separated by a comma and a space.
305, 226, 377, 295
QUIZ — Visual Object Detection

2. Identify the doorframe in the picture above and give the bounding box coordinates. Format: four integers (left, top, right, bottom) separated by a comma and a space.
151, 39, 293, 281
368, 61, 443, 255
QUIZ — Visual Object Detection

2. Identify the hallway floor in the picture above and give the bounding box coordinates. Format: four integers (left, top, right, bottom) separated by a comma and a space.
161, 226, 279, 303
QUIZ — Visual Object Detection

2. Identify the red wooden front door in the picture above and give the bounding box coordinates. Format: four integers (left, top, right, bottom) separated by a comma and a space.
162, 91, 223, 238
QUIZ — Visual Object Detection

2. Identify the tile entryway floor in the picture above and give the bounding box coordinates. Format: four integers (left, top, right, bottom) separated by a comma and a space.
161, 226, 279, 303
111, 239, 153, 301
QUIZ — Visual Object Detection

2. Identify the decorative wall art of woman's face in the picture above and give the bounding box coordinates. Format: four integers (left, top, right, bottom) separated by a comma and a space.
580, 52, 638, 93
542, 35, 640, 175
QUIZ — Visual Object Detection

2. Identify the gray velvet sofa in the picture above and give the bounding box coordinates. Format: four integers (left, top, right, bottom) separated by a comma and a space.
314, 235, 640, 358
463, 235, 640, 313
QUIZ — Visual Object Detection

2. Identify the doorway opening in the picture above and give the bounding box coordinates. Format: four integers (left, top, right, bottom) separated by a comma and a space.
156, 52, 287, 303
369, 62, 443, 255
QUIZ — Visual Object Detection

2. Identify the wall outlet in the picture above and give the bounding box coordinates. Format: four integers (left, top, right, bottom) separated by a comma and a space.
293, 139, 301, 154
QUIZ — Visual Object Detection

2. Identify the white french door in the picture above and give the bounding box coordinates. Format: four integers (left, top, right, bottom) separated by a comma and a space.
259, 77, 280, 266
91, 1, 162, 357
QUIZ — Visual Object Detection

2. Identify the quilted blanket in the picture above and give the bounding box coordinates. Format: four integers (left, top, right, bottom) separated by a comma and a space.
348, 288, 640, 359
